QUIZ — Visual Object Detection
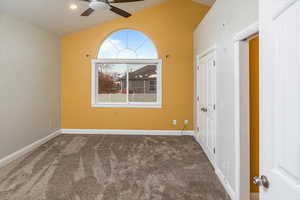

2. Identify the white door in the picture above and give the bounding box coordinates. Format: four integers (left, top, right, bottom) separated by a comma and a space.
206, 53, 217, 159
259, 0, 300, 199
196, 51, 217, 162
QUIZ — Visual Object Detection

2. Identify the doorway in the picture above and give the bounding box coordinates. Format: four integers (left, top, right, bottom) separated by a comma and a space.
249, 36, 260, 200
233, 22, 259, 200
195, 49, 217, 167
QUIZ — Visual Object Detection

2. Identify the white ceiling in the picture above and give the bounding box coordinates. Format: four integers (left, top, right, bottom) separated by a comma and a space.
0, 0, 168, 35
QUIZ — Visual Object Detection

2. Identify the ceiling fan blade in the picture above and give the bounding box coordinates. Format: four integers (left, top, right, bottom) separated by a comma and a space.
79, 0, 90, 2
111, 0, 144, 3
110, 5, 131, 18
81, 8, 95, 16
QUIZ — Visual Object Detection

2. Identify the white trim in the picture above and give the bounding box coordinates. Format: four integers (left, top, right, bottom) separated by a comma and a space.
250, 193, 259, 200
0, 130, 61, 168
91, 103, 162, 108
61, 129, 195, 136
194, 45, 218, 168
195, 47, 218, 169
234, 22, 259, 42
91, 59, 162, 108
233, 22, 259, 200
194, 135, 216, 169
234, 40, 251, 200
215, 167, 236, 200
92, 59, 162, 64
234, 41, 242, 200
91, 59, 97, 106
198, 45, 217, 58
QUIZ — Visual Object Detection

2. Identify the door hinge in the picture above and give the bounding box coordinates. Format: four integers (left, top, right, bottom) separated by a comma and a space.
213, 60, 216, 66
197, 96, 200, 101
197, 127, 200, 132
213, 148, 216, 154
213, 104, 216, 110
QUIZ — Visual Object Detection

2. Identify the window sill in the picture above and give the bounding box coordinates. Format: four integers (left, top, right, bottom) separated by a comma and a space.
91, 104, 162, 108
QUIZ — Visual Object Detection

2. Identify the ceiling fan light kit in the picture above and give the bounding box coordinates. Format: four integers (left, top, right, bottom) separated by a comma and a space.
89, 1, 110, 10
80, 0, 144, 17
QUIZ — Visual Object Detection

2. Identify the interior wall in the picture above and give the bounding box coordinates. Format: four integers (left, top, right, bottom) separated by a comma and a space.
249, 36, 259, 193
0, 14, 61, 159
193, 0, 258, 194
61, 0, 209, 130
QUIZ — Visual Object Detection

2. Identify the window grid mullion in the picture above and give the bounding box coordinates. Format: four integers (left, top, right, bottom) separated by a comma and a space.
126, 65, 129, 104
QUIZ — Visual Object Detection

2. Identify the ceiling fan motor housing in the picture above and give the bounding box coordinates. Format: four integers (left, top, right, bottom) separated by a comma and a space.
81, 0, 136, 17
89, 1, 110, 10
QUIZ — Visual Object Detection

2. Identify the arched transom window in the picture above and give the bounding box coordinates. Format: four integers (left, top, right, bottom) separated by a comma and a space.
92, 29, 162, 108
98, 29, 158, 59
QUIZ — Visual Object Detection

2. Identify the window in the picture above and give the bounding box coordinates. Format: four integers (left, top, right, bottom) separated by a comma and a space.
92, 30, 162, 108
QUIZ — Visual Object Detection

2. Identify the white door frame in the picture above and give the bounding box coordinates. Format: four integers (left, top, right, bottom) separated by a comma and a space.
233, 22, 259, 200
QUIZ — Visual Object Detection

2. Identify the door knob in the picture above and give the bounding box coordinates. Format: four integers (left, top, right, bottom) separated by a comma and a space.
253, 175, 270, 189
201, 107, 208, 112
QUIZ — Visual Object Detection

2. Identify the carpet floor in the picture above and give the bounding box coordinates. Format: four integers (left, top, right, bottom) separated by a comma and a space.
0, 135, 230, 200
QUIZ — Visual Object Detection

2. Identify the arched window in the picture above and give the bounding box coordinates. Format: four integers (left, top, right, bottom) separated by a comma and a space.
92, 29, 162, 108
98, 29, 158, 59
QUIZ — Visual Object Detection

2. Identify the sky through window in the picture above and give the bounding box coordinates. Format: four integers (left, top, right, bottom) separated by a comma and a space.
98, 29, 158, 59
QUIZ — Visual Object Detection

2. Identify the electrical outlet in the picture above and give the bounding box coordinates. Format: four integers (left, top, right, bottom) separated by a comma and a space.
184, 120, 189, 125
172, 120, 177, 125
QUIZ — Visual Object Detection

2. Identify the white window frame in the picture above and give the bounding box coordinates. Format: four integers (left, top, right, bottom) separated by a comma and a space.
91, 59, 162, 108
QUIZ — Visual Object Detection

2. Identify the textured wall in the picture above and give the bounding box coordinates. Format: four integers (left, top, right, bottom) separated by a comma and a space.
0, 14, 61, 159
194, 0, 258, 194
61, 0, 209, 130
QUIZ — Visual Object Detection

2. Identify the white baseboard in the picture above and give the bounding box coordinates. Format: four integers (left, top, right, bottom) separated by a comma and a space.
0, 128, 194, 169
193, 135, 216, 169
193, 135, 235, 200
251, 193, 259, 200
215, 167, 235, 200
61, 129, 195, 136
0, 130, 60, 168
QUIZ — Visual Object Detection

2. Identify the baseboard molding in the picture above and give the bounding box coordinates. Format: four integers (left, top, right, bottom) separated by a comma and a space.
215, 167, 235, 200
193, 135, 216, 169
193, 135, 235, 200
61, 129, 195, 136
251, 193, 259, 200
0, 130, 60, 168
0, 128, 194, 169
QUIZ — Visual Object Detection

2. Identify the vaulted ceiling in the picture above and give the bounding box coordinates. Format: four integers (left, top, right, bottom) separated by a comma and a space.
0, 0, 214, 35
193, 0, 215, 6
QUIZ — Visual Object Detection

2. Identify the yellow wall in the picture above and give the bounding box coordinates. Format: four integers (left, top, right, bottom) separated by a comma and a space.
61, 0, 209, 130
249, 36, 259, 193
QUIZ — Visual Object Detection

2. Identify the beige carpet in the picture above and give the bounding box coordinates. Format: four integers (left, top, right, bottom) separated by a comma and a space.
0, 135, 230, 200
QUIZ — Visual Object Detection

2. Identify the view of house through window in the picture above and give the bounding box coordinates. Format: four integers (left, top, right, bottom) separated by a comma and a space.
92, 30, 162, 108
97, 63, 158, 103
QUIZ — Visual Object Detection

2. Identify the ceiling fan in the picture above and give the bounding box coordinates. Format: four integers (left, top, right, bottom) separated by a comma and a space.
80, 0, 144, 18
